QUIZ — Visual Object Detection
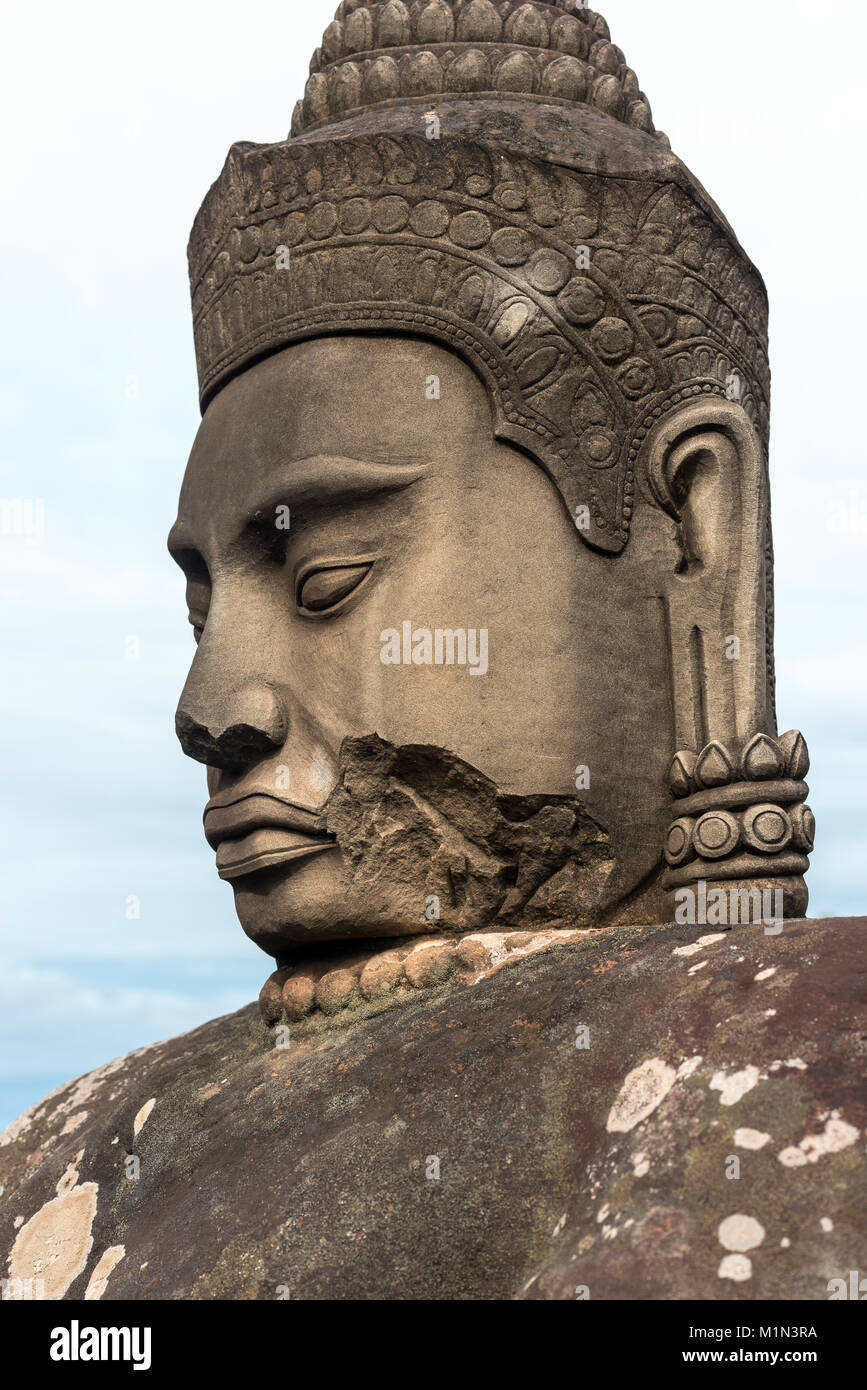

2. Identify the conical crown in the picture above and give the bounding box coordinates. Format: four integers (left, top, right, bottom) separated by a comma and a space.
294, 1, 657, 140
188, 1, 769, 557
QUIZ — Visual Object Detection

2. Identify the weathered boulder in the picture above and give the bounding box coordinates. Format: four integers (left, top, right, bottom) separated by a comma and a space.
1, 916, 865, 1300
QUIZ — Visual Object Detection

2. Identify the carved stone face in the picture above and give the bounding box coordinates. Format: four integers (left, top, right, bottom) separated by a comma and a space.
168, 0, 813, 971
170, 335, 675, 955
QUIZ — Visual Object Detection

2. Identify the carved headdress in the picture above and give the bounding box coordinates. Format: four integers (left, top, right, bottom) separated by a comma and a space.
188, 0, 770, 557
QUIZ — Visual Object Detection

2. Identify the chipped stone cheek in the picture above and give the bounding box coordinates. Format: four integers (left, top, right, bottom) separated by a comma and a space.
7, 1156, 99, 1300
709, 1065, 760, 1106
778, 1114, 860, 1167
133, 1098, 156, 1137
318, 734, 614, 933
84, 1245, 126, 1301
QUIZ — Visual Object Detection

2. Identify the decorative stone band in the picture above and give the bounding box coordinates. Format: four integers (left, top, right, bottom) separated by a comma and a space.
663, 730, 814, 895
259, 927, 589, 1027
189, 128, 769, 553
296, 0, 657, 138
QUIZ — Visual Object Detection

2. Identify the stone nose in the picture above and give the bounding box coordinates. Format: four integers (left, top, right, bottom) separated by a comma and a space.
175, 682, 288, 773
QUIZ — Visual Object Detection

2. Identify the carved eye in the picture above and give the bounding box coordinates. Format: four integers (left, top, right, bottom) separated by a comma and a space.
297, 562, 373, 616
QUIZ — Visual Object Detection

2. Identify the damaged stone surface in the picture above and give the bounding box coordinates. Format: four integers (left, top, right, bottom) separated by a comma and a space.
316, 734, 615, 932
1, 916, 865, 1301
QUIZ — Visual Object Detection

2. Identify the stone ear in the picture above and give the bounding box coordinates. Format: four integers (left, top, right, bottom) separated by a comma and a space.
643, 400, 812, 920
645, 398, 771, 754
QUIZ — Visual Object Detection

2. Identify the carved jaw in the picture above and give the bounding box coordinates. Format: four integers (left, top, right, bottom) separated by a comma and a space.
240, 730, 622, 1011
231, 731, 619, 951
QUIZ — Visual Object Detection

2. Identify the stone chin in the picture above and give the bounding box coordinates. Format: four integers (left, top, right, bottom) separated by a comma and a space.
227, 846, 404, 953
228, 828, 611, 957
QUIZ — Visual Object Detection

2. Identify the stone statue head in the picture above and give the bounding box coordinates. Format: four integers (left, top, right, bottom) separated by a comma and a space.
170, 0, 813, 971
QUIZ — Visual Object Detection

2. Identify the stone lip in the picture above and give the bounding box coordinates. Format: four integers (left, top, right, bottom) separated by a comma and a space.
1, 916, 865, 1300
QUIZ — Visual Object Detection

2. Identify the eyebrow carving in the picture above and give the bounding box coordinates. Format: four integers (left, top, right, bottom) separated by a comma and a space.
168, 455, 429, 561
256, 455, 430, 510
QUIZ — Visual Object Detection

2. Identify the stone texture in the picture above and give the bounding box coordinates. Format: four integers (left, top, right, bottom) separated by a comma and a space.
262, 927, 591, 1028
316, 733, 614, 932
299, 2, 640, 138
2, 917, 864, 1301
174, 0, 813, 940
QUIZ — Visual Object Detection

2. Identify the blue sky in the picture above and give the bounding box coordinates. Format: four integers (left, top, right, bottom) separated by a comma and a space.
1, 0, 865, 1133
